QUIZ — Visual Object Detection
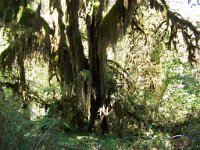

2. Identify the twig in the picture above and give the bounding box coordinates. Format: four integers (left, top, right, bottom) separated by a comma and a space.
170, 135, 183, 139
34, 121, 56, 150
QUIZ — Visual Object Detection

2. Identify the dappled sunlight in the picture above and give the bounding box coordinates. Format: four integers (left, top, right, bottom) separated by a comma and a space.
0, 0, 200, 149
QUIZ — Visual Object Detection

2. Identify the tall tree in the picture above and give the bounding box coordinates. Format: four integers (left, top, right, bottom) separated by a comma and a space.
0, 0, 199, 133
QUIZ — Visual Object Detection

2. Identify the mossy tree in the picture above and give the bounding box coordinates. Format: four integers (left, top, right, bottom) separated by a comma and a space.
0, 0, 199, 133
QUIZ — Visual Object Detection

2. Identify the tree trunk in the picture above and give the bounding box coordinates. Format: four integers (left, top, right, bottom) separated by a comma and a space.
66, 0, 87, 75
66, 0, 89, 126
0, 85, 4, 150
56, 0, 74, 89
87, 1, 108, 132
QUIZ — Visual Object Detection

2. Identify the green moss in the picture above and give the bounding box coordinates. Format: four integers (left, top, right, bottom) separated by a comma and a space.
99, 0, 121, 48
78, 69, 92, 82
18, 7, 35, 28
98, 0, 135, 52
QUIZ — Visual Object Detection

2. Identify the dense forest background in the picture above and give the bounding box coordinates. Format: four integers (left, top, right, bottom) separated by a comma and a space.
0, 0, 200, 149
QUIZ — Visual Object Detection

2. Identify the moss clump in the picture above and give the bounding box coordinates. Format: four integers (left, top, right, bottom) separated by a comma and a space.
18, 8, 35, 28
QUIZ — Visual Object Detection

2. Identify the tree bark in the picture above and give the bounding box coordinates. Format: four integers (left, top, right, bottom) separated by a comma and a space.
87, 1, 108, 132
66, 0, 89, 126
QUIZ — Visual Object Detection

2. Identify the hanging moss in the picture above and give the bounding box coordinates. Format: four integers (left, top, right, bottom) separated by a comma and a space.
78, 69, 92, 82
18, 8, 35, 28
77, 69, 92, 120
0, 18, 52, 74
98, 0, 137, 52
0, 28, 32, 72
3, 7, 13, 23
149, 0, 200, 64
0, 0, 22, 24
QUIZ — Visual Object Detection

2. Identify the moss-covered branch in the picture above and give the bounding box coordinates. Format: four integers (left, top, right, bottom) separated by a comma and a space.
150, 0, 200, 64
98, 0, 139, 50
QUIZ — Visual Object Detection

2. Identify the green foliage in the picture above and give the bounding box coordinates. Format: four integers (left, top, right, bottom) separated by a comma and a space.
78, 69, 92, 82
0, 83, 199, 149
131, 132, 171, 149
0, 0, 200, 149
0, 98, 34, 149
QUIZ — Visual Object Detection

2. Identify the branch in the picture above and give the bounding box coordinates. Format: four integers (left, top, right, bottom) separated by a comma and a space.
150, 0, 200, 63
34, 120, 56, 150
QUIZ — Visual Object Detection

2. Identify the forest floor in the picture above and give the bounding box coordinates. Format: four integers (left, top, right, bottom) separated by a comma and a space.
46, 118, 200, 150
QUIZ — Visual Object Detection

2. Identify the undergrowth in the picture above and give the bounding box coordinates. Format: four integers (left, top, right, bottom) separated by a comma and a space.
0, 98, 199, 150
